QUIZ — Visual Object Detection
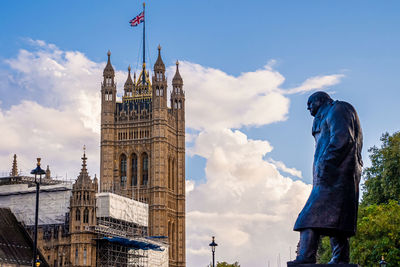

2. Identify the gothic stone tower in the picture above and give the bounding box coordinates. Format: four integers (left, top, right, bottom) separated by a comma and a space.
70, 150, 98, 266
100, 47, 185, 267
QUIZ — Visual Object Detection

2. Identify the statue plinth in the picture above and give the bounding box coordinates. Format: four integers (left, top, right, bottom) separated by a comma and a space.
287, 264, 360, 267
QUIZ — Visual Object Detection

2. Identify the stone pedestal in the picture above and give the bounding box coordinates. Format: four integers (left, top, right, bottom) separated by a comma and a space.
287, 264, 360, 267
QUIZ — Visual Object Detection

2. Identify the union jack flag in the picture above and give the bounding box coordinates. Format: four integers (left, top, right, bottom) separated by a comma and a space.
130, 11, 144, 27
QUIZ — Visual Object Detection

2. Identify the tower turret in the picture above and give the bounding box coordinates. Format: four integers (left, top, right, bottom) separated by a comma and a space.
103, 50, 115, 82
70, 148, 97, 266
152, 45, 167, 109
100, 51, 117, 192
124, 65, 134, 97
10, 154, 18, 177
101, 50, 116, 124
45, 165, 51, 179
171, 61, 185, 112
154, 45, 166, 74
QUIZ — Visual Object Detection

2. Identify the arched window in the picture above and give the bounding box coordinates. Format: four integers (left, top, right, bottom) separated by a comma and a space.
168, 221, 172, 258
83, 208, 89, 223
106, 77, 112, 86
160, 88, 164, 96
76, 209, 81, 221
131, 153, 138, 186
172, 159, 175, 191
174, 100, 178, 109
83, 247, 87, 265
156, 88, 160, 96
120, 154, 127, 187
178, 100, 182, 109
75, 248, 78, 265
168, 158, 171, 189
142, 153, 148, 186
157, 72, 162, 81
172, 222, 176, 260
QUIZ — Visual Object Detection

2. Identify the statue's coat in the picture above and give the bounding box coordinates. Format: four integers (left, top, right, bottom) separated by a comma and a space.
294, 100, 363, 236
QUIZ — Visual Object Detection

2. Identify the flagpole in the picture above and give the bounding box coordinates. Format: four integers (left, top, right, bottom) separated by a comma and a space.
142, 2, 146, 85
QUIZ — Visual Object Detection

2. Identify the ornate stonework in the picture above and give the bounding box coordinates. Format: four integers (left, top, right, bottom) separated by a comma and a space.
100, 47, 186, 267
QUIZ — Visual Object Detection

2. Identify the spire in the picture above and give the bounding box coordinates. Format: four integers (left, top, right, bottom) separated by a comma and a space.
45, 165, 51, 179
81, 145, 87, 172
76, 145, 91, 184
124, 65, 133, 87
103, 50, 115, 75
154, 45, 165, 72
10, 154, 18, 177
172, 60, 183, 86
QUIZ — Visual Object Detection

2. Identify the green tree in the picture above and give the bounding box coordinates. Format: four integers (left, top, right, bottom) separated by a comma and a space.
318, 201, 400, 266
216, 261, 240, 267
351, 201, 400, 266
362, 132, 400, 205
317, 131, 400, 265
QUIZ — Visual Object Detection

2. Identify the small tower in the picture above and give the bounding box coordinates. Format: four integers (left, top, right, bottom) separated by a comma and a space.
10, 154, 18, 177
45, 165, 51, 179
70, 147, 98, 266
171, 61, 185, 116
152, 45, 167, 109
100, 51, 117, 192
101, 50, 116, 124
124, 65, 134, 97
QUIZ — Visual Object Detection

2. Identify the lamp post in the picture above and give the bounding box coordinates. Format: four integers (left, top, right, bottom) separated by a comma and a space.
379, 255, 387, 267
209, 236, 218, 267
31, 158, 45, 267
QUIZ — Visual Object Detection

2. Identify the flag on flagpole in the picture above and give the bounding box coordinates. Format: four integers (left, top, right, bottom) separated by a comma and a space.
130, 11, 145, 27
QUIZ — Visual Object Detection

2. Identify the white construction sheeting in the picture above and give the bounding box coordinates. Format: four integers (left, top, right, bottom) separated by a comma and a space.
96, 192, 148, 226
147, 243, 169, 267
0, 183, 72, 225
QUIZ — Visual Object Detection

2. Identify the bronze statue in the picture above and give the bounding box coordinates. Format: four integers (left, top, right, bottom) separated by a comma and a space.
288, 91, 363, 265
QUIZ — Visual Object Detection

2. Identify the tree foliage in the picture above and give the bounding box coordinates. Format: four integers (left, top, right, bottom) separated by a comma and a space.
362, 131, 400, 205
317, 131, 400, 266
216, 261, 240, 267
351, 201, 400, 266
317, 201, 400, 266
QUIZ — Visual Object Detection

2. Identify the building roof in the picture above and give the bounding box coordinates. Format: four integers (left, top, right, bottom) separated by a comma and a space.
0, 208, 49, 266
154, 45, 165, 72
172, 61, 183, 86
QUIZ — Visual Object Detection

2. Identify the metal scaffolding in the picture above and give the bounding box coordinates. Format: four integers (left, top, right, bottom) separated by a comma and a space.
93, 216, 168, 267
96, 239, 149, 267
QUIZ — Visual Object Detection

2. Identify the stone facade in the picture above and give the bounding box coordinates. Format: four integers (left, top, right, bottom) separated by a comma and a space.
69, 151, 98, 266
28, 151, 98, 267
100, 47, 186, 267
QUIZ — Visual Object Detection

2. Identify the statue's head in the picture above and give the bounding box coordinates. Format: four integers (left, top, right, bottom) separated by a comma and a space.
307, 91, 333, 117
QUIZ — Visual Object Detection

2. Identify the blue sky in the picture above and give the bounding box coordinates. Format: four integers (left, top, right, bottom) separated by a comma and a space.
2, 1, 400, 180
1, 1, 400, 266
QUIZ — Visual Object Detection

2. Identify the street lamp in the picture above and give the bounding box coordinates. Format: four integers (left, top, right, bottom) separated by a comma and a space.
209, 236, 218, 267
379, 255, 387, 267
31, 158, 45, 267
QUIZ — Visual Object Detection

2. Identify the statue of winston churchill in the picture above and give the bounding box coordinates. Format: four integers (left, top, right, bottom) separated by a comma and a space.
288, 91, 363, 265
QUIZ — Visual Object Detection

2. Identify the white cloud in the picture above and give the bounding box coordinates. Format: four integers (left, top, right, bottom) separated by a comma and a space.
168, 62, 289, 130
187, 129, 311, 266
0, 40, 344, 266
166, 62, 343, 131
286, 74, 344, 94
185, 179, 195, 195
0, 41, 107, 178
267, 158, 303, 178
